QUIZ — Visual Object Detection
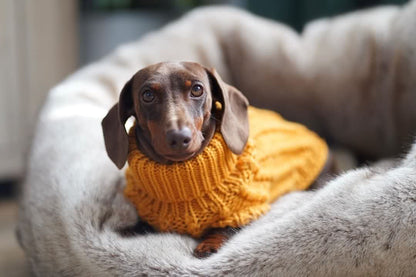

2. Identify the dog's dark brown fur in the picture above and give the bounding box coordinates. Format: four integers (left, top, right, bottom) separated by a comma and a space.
102, 62, 249, 168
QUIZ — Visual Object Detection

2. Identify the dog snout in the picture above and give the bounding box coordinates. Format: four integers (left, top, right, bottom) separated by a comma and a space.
166, 127, 192, 150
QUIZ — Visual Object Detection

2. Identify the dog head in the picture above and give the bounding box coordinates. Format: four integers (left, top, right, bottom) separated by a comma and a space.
102, 61, 249, 169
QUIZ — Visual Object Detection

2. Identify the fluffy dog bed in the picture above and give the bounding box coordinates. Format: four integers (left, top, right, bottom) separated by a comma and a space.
18, 2, 416, 276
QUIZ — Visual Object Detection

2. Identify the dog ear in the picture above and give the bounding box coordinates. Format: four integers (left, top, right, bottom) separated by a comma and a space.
205, 68, 249, 154
101, 78, 134, 169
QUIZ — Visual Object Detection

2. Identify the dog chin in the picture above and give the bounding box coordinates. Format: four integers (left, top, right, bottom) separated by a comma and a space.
163, 152, 197, 162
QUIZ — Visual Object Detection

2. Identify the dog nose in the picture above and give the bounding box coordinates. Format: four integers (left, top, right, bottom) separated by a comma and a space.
166, 127, 192, 150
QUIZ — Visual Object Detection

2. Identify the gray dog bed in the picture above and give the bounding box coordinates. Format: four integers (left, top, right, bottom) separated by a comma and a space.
18, 3, 416, 276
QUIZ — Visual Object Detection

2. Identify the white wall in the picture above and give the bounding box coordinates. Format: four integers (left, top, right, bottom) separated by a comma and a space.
0, 0, 78, 179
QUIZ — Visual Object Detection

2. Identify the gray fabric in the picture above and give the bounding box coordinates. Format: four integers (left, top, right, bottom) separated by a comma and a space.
18, 3, 416, 276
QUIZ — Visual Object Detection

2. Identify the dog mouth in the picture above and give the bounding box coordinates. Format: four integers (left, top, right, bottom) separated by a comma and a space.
156, 131, 204, 162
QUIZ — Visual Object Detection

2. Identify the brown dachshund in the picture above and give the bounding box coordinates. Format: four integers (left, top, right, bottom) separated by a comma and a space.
102, 61, 250, 258
102, 61, 336, 258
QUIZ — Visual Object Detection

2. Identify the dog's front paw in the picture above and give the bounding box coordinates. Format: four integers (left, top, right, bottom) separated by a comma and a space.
193, 234, 226, 258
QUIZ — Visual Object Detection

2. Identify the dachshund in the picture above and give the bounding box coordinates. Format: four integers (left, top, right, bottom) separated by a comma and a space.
102, 61, 335, 258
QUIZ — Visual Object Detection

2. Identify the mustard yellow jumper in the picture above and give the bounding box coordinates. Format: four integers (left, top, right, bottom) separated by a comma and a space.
124, 107, 328, 237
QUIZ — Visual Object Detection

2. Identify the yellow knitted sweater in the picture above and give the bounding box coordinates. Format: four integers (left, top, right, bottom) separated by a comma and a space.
124, 107, 328, 237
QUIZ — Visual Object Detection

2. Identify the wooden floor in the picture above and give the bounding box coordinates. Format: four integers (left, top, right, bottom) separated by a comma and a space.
0, 200, 31, 277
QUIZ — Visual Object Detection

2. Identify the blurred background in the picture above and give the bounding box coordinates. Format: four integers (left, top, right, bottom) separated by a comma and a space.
0, 0, 408, 276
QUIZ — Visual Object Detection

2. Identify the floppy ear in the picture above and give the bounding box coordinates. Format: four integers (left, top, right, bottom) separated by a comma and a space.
206, 68, 249, 154
101, 78, 134, 169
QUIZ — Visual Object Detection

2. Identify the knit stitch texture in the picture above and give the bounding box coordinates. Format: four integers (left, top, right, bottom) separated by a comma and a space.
125, 107, 328, 237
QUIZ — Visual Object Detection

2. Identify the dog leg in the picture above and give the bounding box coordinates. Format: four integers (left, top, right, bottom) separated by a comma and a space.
193, 227, 238, 258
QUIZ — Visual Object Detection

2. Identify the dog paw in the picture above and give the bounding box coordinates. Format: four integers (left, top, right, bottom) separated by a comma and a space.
193, 234, 226, 258
193, 241, 220, 258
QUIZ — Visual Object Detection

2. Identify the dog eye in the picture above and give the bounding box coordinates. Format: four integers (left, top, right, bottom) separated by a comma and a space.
142, 90, 155, 103
191, 84, 203, 97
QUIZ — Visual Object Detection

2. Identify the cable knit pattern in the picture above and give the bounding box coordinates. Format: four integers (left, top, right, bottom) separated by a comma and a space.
125, 106, 328, 237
